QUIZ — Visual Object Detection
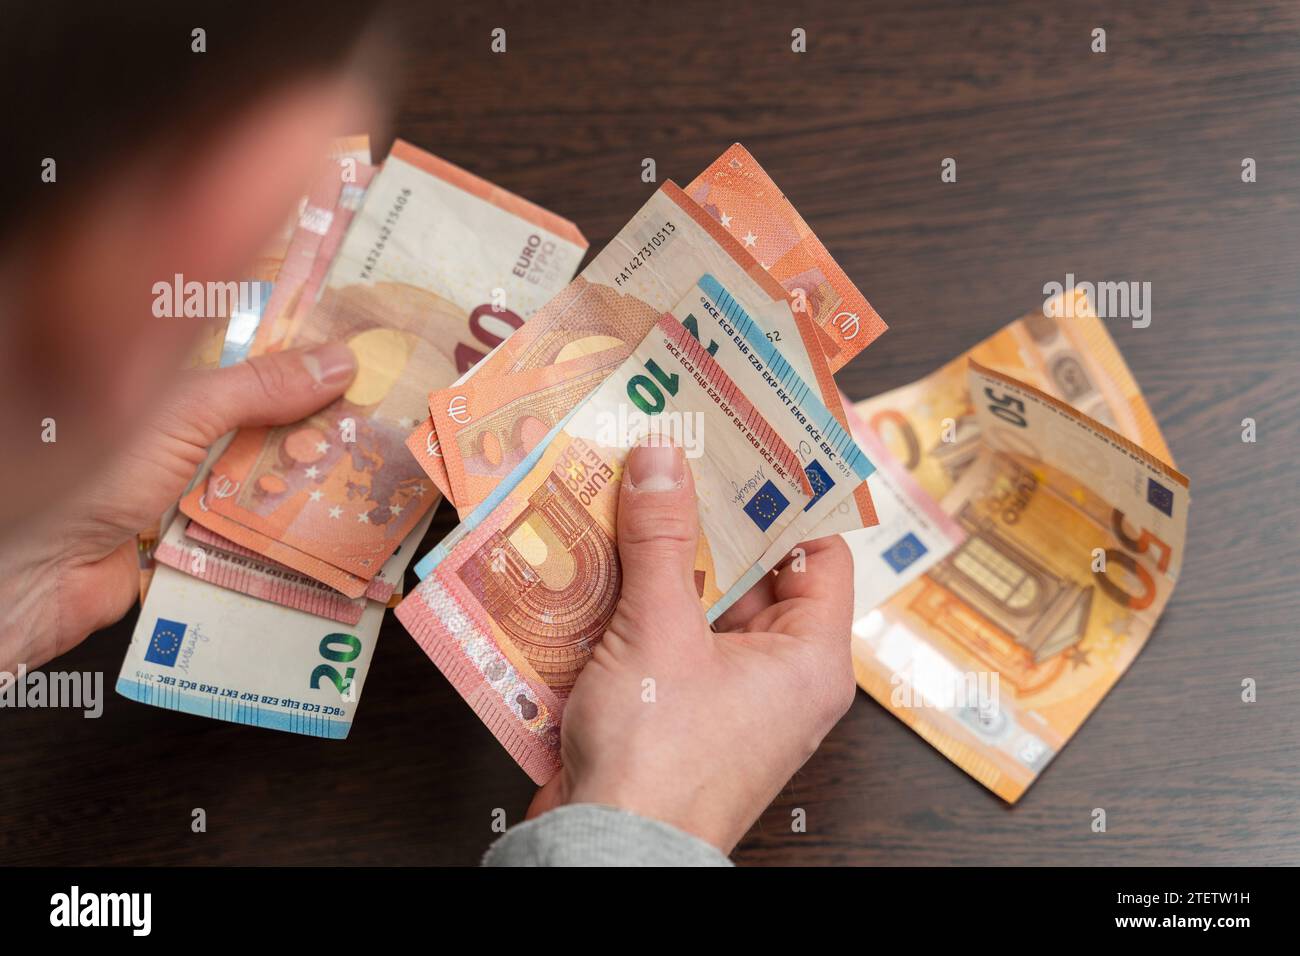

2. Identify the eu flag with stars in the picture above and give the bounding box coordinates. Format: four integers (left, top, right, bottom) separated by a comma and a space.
1146, 477, 1174, 517
145, 618, 186, 667
743, 480, 790, 532
882, 532, 928, 573
802, 459, 835, 511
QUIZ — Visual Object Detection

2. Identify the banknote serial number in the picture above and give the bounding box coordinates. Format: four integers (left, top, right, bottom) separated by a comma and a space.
359, 187, 412, 282
612, 220, 677, 287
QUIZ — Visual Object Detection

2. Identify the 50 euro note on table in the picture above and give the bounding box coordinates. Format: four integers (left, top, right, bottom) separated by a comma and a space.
844, 291, 1170, 621
182, 140, 587, 593
419, 146, 880, 527
849, 357, 1188, 803
396, 314, 813, 782
854, 289, 1172, 504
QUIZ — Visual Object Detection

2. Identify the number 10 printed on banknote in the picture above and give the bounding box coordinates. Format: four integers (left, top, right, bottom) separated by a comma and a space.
398, 312, 840, 781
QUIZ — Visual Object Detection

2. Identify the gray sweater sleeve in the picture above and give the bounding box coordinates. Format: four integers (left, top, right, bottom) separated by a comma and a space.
482, 804, 733, 867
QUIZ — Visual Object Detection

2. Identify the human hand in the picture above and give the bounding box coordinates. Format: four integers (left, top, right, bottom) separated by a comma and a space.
0, 343, 357, 672
527, 441, 857, 853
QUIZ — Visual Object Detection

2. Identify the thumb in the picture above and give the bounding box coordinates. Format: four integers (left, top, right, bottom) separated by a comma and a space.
615, 440, 701, 617
167, 342, 357, 445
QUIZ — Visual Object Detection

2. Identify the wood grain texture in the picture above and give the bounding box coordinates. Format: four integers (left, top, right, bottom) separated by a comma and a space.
2, 0, 1296, 865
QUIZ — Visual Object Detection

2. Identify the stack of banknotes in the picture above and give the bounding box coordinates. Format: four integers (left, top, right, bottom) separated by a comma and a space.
120, 135, 592, 736
118, 136, 1187, 803
392, 144, 889, 782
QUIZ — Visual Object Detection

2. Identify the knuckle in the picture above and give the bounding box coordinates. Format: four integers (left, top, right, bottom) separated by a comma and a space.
185, 390, 232, 445
619, 499, 696, 551
247, 355, 291, 402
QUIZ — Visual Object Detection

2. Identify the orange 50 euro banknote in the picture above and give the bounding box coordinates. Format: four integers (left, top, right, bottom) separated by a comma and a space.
850, 348, 1187, 803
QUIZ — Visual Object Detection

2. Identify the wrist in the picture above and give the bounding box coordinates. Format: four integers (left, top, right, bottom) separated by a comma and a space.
565, 773, 745, 853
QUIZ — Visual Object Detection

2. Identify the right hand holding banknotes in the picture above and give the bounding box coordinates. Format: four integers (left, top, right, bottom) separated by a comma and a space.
526, 440, 856, 853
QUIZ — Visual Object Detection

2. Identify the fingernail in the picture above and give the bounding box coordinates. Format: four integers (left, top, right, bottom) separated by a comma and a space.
301, 342, 357, 388
626, 439, 685, 492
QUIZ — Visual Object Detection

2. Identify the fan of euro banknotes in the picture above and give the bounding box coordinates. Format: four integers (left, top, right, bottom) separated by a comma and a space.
120, 135, 1188, 803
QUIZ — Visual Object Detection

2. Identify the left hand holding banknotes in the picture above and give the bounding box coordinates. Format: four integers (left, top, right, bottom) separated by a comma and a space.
526, 441, 857, 853
0, 343, 357, 672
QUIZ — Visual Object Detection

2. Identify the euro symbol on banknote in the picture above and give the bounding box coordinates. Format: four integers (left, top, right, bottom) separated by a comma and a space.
209, 475, 239, 499
834, 311, 862, 341
447, 395, 471, 425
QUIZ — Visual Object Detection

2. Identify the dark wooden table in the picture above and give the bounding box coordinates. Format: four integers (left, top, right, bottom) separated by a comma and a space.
4, 0, 1297, 865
